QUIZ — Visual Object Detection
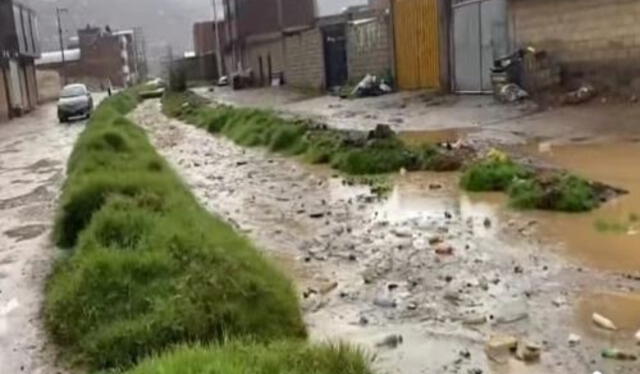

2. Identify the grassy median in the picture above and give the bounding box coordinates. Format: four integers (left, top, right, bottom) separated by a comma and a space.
47, 92, 308, 370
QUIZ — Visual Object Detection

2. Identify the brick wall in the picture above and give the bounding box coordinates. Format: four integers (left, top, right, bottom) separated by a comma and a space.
347, 15, 392, 81
284, 28, 325, 89
0, 67, 9, 122
511, 0, 640, 91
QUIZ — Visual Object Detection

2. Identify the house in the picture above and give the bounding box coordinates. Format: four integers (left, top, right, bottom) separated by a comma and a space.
0, 0, 40, 122
36, 25, 147, 90
222, 0, 316, 86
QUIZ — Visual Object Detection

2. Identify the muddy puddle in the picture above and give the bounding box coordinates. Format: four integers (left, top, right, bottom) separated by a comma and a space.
525, 141, 640, 271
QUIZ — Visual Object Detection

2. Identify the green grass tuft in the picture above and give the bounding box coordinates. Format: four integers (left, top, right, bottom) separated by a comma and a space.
122, 341, 374, 374
508, 174, 598, 212
48, 92, 306, 370
460, 158, 531, 192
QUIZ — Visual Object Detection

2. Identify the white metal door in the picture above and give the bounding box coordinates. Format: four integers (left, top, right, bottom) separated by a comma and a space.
452, 0, 508, 93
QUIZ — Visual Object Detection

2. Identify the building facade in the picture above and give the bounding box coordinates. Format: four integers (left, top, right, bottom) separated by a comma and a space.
0, 0, 40, 122
36, 25, 147, 90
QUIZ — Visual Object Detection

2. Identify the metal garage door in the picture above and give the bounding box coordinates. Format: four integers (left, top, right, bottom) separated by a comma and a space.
452, 0, 508, 93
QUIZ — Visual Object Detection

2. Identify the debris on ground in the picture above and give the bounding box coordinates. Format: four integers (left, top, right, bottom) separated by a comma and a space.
498, 83, 529, 103
485, 335, 518, 362
515, 341, 541, 362
376, 334, 404, 349
592, 313, 617, 330
352, 74, 392, 98
601, 348, 637, 361
561, 83, 597, 105
568, 333, 581, 346
435, 243, 454, 255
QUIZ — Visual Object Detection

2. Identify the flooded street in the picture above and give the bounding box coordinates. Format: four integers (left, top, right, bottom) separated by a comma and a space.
132, 100, 640, 374
0, 103, 84, 374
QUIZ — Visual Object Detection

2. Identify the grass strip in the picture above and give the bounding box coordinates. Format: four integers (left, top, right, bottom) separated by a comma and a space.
46, 91, 307, 370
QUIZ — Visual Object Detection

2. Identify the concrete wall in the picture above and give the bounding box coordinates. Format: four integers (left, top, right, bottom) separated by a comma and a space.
347, 15, 392, 81
244, 37, 285, 86
511, 0, 640, 91
25, 63, 38, 108
284, 28, 325, 90
0, 67, 9, 122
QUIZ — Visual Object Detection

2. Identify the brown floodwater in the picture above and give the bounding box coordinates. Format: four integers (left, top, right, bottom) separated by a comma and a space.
399, 128, 474, 146
526, 141, 640, 270
576, 291, 640, 347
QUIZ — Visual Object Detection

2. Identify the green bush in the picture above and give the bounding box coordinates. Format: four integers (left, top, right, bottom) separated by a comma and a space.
47, 92, 306, 370
508, 174, 598, 212
460, 158, 531, 192
331, 140, 414, 175
122, 341, 373, 374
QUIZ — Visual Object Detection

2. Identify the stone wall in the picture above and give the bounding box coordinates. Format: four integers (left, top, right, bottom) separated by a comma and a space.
347, 15, 392, 81
511, 0, 640, 91
284, 28, 325, 90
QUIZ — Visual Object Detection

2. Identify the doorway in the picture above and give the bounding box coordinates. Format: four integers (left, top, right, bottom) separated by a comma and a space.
322, 24, 348, 89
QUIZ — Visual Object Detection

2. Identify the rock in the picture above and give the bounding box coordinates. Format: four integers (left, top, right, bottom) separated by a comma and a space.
467, 369, 482, 374
368, 124, 396, 140
592, 313, 617, 331
309, 212, 325, 219
514, 265, 524, 274
319, 282, 338, 295
406, 301, 418, 310
359, 315, 369, 325
552, 297, 566, 307
444, 211, 453, 219
373, 296, 397, 308
429, 236, 443, 245
459, 349, 471, 359
435, 244, 454, 255
444, 291, 461, 304
392, 228, 412, 238
634, 329, 640, 344
429, 183, 442, 190
568, 333, 581, 346
463, 315, 487, 326
515, 341, 541, 362
485, 335, 518, 362
376, 334, 403, 348
483, 217, 492, 228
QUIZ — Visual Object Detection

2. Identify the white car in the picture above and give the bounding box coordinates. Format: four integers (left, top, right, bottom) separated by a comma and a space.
57, 84, 94, 122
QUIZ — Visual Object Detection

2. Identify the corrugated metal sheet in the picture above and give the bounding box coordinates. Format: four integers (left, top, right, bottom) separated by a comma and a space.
393, 0, 441, 90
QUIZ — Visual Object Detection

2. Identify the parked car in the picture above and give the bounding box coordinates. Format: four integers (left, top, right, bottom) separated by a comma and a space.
57, 84, 93, 122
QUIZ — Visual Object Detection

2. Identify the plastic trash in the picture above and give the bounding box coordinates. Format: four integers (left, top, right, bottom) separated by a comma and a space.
592, 313, 617, 330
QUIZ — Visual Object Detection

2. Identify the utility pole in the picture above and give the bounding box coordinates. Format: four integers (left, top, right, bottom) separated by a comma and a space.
212, 0, 224, 79
56, 7, 68, 85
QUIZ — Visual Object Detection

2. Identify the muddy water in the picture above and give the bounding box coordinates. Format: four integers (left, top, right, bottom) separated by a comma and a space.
133, 101, 640, 374
528, 141, 640, 270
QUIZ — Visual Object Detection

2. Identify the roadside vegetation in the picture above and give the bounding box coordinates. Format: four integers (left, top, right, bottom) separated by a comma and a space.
162, 91, 464, 176
122, 341, 373, 374
47, 91, 370, 373
460, 150, 604, 212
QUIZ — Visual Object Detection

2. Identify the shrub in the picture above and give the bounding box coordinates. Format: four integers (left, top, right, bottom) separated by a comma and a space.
122, 341, 373, 374
508, 174, 598, 212
47, 92, 306, 370
460, 158, 531, 192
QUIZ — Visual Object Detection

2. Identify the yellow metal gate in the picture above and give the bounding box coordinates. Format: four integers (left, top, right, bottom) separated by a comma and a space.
393, 0, 441, 90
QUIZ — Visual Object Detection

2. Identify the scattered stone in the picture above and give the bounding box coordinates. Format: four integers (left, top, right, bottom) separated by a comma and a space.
428, 236, 443, 245
348, 253, 357, 262
407, 301, 418, 310
444, 291, 461, 304
552, 297, 566, 307
319, 282, 338, 295
373, 296, 397, 308
359, 315, 369, 325
444, 211, 453, 219
467, 369, 482, 374
485, 335, 518, 362
568, 334, 581, 346
463, 315, 487, 326
459, 349, 471, 359
601, 348, 637, 361
429, 183, 442, 190
309, 212, 325, 219
376, 334, 403, 348
392, 228, 412, 238
514, 265, 524, 274
435, 244, 454, 255
592, 313, 617, 331
236, 161, 248, 166
483, 217, 492, 228
515, 341, 541, 362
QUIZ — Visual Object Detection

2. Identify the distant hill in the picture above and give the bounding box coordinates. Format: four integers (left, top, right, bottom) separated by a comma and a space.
23, 0, 214, 74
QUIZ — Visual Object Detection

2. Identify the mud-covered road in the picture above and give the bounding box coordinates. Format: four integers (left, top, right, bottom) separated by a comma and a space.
0, 104, 85, 374
132, 100, 640, 374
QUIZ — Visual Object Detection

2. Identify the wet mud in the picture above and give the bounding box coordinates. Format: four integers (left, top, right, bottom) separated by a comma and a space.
0, 103, 85, 374
133, 100, 640, 374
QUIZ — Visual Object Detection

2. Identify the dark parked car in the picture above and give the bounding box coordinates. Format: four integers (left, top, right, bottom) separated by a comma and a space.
57, 84, 93, 122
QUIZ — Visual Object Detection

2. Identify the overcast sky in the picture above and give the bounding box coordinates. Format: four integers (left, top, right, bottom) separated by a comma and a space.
316, 0, 368, 15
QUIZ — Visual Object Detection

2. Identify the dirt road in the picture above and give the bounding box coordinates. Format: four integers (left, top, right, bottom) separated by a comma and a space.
0, 104, 85, 374
132, 100, 640, 374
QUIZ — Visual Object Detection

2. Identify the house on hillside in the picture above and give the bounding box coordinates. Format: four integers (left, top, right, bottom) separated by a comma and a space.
0, 0, 40, 123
